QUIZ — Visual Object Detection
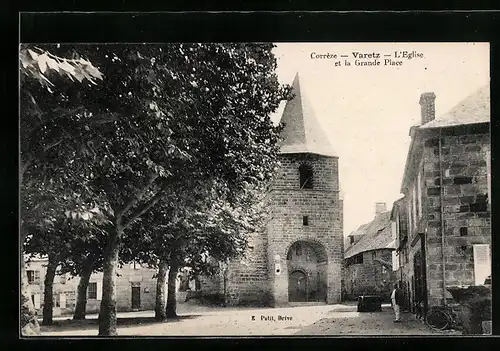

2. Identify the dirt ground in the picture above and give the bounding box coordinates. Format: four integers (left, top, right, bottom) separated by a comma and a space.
295, 305, 461, 336
37, 302, 460, 337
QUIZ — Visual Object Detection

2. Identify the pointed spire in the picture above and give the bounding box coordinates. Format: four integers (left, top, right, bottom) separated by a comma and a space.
278, 73, 337, 157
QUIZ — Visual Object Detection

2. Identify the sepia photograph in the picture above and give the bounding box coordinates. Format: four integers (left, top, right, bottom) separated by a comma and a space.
20, 41, 491, 337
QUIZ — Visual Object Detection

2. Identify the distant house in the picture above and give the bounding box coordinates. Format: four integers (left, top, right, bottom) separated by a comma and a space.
392, 85, 491, 316
343, 203, 397, 301
25, 256, 167, 316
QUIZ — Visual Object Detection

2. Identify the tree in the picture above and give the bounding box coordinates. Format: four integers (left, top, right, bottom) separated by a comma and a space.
20, 45, 103, 335
21, 43, 289, 335
122, 180, 270, 320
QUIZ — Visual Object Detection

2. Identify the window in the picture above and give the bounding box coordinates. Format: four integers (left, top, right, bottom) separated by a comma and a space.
350, 236, 354, 244
303, 215, 309, 226
59, 273, 67, 284
88, 282, 98, 300
27, 270, 40, 284
299, 164, 313, 189
382, 266, 387, 274
372, 251, 376, 260
353, 254, 363, 264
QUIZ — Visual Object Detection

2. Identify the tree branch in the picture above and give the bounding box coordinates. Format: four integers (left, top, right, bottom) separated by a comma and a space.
121, 182, 169, 230
116, 173, 159, 222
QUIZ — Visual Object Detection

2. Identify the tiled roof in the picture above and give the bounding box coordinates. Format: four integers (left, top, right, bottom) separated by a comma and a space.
344, 211, 395, 259
420, 84, 490, 129
278, 73, 338, 157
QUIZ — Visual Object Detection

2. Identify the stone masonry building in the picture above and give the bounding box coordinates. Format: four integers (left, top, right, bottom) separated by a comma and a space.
343, 203, 396, 301
391, 85, 491, 315
25, 256, 183, 316
200, 73, 344, 307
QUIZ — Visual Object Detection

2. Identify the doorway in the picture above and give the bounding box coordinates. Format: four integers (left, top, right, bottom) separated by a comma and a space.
413, 248, 428, 314
289, 270, 308, 302
131, 285, 141, 309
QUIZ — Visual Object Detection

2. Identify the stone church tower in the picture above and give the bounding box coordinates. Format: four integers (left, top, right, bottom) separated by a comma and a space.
266, 73, 344, 306
201, 73, 344, 307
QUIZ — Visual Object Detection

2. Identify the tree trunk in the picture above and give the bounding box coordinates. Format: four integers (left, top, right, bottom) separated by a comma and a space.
166, 260, 179, 319
42, 254, 58, 326
154, 259, 168, 321
98, 226, 121, 336
20, 252, 40, 336
73, 257, 94, 320
20, 163, 40, 336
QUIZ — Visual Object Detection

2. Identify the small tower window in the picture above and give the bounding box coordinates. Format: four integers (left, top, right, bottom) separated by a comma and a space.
299, 164, 313, 189
303, 215, 309, 226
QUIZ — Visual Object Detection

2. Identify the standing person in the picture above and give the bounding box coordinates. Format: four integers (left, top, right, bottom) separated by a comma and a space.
391, 283, 403, 322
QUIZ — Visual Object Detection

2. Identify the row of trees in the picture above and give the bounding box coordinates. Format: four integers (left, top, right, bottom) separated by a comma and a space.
20, 43, 290, 336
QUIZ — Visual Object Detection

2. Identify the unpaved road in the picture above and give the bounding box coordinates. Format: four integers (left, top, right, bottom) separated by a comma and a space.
39, 303, 458, 337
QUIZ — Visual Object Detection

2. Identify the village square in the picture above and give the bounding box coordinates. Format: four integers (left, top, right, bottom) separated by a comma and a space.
20, 42, 491, 337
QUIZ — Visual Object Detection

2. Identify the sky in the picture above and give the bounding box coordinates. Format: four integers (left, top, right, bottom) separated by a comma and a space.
270, 42, 490, 236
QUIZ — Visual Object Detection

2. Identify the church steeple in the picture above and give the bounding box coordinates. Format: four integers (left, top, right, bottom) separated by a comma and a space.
278, 73, 337, 157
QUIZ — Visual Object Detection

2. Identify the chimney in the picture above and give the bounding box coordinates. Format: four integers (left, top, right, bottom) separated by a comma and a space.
419, 92, 436, 125
375, 202, 387, 216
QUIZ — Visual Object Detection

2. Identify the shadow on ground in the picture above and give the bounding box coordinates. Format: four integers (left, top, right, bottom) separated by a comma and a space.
39, 314, 202, 333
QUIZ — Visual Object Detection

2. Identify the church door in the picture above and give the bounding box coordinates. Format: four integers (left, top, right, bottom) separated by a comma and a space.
289, 270, 308, 302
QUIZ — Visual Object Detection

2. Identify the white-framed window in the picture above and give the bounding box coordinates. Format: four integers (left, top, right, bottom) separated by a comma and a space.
27, 270, 40, 284
88, 282, 98, 299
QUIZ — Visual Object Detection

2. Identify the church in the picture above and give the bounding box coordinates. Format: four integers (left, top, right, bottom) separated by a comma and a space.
200, 73, 344, 307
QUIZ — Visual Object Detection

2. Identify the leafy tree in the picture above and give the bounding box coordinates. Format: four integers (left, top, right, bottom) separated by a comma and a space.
20, 45, 103, 336
21, 43, 289, 335
122, 180, 269, 320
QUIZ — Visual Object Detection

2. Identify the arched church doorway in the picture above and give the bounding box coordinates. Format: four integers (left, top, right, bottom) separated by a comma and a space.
286, 240, 328, 302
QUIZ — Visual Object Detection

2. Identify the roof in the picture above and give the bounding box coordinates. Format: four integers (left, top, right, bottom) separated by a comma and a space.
390, 197, 406, 220
278, 73, 338, 157
401, 85, 490, 192
420, 85, 490, 129
344, 211, 395, 259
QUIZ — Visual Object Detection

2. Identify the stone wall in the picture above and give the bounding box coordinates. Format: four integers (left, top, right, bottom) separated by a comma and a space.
224, 229, 270, 306
423, 129, 491, 307
25, 259, 160, 315
200, 153, 344, 307
344, 249, 396, 300
403, 126, 491, 308
267, 154, 343, 306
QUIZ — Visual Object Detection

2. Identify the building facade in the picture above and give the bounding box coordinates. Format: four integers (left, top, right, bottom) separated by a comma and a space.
26, 257, 166, 316
343, 203, 396, 301
392, 86, 491, 314
200, 73, 344, 306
